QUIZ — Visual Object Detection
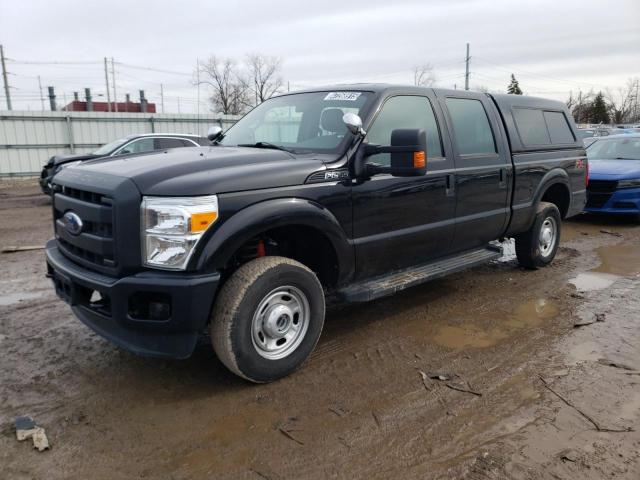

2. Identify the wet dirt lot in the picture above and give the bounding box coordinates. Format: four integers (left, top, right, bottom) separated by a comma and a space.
1, 180, 639, 479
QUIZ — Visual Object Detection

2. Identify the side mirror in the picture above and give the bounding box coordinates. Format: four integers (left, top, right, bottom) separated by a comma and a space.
389, 129, 427, 177
361, 128, 427, 177
343, 113, 366, 137
207, 125, 223, 142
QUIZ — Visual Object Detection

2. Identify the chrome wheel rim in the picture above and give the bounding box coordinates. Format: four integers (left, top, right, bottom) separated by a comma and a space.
539, 216, 557, 257
251, 286, 310, 360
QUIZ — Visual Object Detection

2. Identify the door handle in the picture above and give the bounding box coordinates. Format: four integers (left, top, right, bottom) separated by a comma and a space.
446, 174, 455, 196
499, 168, 507, 188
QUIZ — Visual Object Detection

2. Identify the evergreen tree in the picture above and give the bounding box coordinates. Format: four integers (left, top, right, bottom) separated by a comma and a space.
590, 92, 610, 124
507, 74, 523, 95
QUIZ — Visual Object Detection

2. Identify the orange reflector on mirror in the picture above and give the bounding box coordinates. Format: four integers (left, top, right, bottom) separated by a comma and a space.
190, 212, 218, 232
413, 151, 426, 168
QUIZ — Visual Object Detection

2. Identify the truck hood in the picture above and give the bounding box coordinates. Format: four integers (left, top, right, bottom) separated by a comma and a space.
588, 159, 640, 179
69, 146, 327, 195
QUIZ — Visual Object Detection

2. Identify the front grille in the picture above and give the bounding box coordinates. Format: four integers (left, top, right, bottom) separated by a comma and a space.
586, 193, 612, 208
53, 186, 115, 269
587, 180, 618, 193
586, 180, 619, 209
62, 186, 108, 205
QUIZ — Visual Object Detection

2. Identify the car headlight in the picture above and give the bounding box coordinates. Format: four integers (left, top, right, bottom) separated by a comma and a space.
141, 195, 219, 270
617, 179, 640, 189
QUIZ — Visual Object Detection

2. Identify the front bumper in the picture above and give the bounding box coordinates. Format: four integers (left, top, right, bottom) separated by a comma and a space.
585, 186, 640, 215
39, 166, 53, 195
45, 240, 220, 359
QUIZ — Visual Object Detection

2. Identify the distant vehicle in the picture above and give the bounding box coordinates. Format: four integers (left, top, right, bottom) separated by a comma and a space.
45, 85, 587, 383
577, 128, 611, 147
585, 133, 640, 220
39, 133, 209, 194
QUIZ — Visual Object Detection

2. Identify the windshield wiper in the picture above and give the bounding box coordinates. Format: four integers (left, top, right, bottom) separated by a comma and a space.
615, 157, 638, 160
237, 142, 294, 153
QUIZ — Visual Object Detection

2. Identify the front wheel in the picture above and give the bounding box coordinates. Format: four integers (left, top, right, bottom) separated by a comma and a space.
210, 256, 325, 383
515, 202, 562, 269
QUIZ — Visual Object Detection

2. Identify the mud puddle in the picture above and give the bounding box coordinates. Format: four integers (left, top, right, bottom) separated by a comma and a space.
592, 244, 640, 276
570, 242, 640, 291
432, 298, 558, 350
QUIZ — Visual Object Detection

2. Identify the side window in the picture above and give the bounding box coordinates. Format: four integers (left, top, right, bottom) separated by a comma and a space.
118, 138, 155, 155
513, 108, 551, 146
445, 98, 497, 155
156, 138, 188, 149
366, 96, 443, 166
543, 111, 575, 144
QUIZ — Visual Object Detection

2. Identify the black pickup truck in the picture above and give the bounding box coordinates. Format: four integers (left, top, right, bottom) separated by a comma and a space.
45, 85, 587, 382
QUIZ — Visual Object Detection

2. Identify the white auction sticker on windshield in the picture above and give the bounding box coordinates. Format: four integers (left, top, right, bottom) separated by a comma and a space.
324, 92, 362, 101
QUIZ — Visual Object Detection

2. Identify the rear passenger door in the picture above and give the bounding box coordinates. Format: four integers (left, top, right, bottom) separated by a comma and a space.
438, 92, 511, 251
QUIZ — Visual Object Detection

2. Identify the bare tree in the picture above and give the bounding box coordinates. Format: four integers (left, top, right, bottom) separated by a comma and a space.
196, 56, 250, 115
413, 63, 436, 87
247, 54, 284, 104
606, 77, 639, 124
567, 90, 595, 124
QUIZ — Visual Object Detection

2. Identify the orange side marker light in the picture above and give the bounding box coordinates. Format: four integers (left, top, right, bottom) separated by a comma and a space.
190, 212, 218, 232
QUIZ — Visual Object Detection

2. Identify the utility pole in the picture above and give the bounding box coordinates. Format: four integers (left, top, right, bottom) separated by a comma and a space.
464, 42, 470, 91
38, 75, 45, 110
1, 44, 12, 110
111, 57, 118, 112
48, 86, 56, 111
160, 83, 165, 113
103, 57, 111, 112
177, 96, 181, 114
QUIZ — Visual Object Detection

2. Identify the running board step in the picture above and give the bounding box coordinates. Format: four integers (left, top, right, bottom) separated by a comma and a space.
338, 245, 502, 303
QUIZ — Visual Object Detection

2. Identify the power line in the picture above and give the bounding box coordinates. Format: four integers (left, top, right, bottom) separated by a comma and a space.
115, 61, 192, 77
473, 56, 611, 90
7, 59, 102, 65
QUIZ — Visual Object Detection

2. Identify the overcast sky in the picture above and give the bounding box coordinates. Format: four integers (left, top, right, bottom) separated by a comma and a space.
1, 0, 639, 113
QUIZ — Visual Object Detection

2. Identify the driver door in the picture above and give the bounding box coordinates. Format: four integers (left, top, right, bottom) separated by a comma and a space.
351, 94, 456, 280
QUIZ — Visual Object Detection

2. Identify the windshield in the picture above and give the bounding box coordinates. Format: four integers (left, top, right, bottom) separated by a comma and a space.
219, 91, 373, 154
92, 137, 131, 156
587, 137, 640, 160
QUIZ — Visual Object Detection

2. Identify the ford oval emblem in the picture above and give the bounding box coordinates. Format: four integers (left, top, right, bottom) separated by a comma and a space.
63, 211, 83, 236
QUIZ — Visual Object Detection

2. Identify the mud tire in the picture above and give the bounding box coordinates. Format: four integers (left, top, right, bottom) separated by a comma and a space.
210, 256, 325, 383
515, 202, 562, 270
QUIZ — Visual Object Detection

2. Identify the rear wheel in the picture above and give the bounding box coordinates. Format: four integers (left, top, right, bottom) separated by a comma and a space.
211, 256, 325, 383
515, 202, 562, 269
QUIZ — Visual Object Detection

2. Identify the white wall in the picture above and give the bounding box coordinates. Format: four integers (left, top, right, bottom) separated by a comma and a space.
0, 111, 240, 176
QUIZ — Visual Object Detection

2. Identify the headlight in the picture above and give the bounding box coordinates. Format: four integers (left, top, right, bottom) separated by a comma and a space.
617, 179, 640, 189
141, 195, 219, 270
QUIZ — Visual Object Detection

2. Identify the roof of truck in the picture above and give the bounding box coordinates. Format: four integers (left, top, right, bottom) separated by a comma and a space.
285, 83, 566, 108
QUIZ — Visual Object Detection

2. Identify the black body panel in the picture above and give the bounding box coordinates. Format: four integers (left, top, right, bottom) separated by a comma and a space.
45, 84, 587, 359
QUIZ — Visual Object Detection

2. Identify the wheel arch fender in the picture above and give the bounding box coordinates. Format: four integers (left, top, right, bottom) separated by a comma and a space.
193, 197, 354, 283
534, 168, 572, 216
522, 168, 571, 226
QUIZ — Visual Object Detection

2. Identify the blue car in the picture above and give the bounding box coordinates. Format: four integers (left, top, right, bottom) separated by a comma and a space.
585, 133, 640, 220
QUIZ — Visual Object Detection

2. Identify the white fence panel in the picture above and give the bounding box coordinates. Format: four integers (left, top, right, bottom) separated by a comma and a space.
0, 111, 239, 177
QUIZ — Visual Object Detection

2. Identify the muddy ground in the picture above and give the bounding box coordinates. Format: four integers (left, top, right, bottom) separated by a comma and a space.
1, 179, 639, 480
